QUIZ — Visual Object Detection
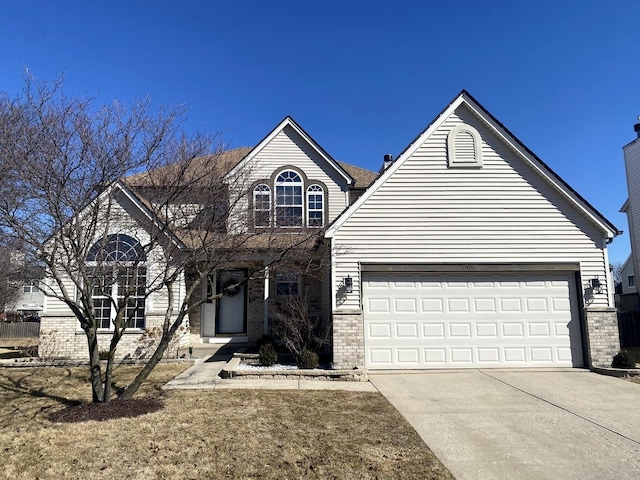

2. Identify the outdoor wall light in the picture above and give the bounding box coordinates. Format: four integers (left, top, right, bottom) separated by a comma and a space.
590, 277, 602, 293
344, 275, 353, 293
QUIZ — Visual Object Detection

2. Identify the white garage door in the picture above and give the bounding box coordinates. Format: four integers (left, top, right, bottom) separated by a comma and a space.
363, 272, 583, 369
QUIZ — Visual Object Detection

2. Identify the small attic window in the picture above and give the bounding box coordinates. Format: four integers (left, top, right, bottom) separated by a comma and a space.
447, 124, 482, 168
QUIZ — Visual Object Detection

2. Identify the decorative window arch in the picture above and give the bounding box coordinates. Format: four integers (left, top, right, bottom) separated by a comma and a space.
307, 184, 324, 227
275, 170, 303, 227
447, 124, 483, 168
87, 234, 146, 329
253, 184, 271, 228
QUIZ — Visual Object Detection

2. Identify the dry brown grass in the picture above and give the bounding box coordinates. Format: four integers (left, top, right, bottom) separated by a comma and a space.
0, 364, 453, 479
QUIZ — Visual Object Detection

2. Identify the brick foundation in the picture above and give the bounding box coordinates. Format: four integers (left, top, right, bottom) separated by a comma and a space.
39, 314, 191, 361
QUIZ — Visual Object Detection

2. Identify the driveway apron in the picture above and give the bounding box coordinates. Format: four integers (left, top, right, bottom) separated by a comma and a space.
370, 370, 640, 480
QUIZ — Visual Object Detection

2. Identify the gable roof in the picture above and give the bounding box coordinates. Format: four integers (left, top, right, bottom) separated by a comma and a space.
225, 116, 355, 185
326, 90, 621, 239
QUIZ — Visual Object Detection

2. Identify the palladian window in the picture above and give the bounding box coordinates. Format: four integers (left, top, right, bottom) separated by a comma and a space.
86, 234, 146, 329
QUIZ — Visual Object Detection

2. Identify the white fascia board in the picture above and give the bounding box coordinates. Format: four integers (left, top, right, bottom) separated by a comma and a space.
460, 96, 618, 239
326, 96, 465, 238
224, 117, 353, 185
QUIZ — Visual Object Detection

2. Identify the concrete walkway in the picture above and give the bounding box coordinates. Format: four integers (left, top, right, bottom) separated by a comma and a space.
163, 345, 376, 392
370, 369, 640, 480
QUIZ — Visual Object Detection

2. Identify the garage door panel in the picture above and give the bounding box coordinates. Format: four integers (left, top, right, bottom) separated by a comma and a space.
474, 298, 497, 312
422, 298, 444, 312
476, 323, 498, 337
502, 323, 525, 337
368, 323, 391, 339
451, 348, 473, 363
531, 347, 553, 362
364, 272, 583, 369
450, 323, 472, 337
396, 323, 419, 338
526, 298, 548, 312
367, 298, 390, 313
397, 349, 420, 364
447, 298, 470, 312
500, 298, 523, 312
395, 298, 417, 313
423, 323, 445, 337
528, 323, 550, 336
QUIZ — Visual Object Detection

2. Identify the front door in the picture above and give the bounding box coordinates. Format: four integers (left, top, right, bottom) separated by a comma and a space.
201, 270, 247, 337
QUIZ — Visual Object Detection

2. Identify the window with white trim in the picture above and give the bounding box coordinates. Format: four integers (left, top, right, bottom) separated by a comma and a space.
307, 184, 324, 227
23, 283, 39, 293
253, 184, 271, 227
275, 171, 303, 227
628, 275, 635, 288
276, 273, 299, 296
86, 234, 146, 329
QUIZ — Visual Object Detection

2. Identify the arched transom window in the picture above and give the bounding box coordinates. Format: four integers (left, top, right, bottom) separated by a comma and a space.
86, 234, 146, 330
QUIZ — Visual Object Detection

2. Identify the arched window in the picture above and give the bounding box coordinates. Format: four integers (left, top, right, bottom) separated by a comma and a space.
87, 234, 146, 329
307, 184, 324, 227
275, 170, 303, 227
253, 184, 271, 228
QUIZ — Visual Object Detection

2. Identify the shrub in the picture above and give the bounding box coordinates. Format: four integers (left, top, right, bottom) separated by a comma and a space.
612, 350, 637, 369
256, 334, 274, 348
297, 348, 319, 369
259, 343, 278, 367
271, 293, 329, 363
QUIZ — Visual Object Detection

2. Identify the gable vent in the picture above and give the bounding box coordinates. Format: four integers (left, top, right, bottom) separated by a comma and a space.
454, 131, 476, 162
448, 124, 482, 168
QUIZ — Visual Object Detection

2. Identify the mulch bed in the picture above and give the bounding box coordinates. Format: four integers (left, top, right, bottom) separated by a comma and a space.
48, 397, 163, 423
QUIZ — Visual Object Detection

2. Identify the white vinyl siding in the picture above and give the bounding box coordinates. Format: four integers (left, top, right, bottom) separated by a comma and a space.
624, 139, 640, 287
331, 105, 610, 311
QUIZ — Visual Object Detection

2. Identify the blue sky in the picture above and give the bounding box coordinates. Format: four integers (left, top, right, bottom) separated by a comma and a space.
1, 1, 638, 263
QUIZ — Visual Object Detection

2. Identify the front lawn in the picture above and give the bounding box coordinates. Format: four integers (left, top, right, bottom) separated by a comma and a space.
0, 365, 453, 479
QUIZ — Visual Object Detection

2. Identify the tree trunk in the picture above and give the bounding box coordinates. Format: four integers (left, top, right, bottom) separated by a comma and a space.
118, 329, 174, 400
86, 328, 105, 402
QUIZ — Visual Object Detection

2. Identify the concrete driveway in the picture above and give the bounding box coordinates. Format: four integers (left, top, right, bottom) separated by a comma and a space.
370, 370, 640, 480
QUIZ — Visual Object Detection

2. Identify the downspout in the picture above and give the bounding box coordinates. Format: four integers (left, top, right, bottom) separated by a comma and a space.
603, 236, 614, 307
263, 263, 270, 335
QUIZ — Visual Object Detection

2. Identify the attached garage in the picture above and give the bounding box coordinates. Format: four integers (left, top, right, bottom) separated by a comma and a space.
326, 92, 621, 369
363, 270, 584, 369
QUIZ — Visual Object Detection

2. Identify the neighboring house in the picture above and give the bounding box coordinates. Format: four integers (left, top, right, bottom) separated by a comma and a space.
619, 255, 636, 295
614, 255, 639, 312
327, 91, 620, 369
40, 92, 622, 368
620, 121, 640, 313
5, 281, 45, 320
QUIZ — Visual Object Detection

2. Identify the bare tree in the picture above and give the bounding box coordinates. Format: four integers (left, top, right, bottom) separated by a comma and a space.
0, 74, 322, 402
611, 261, 624, 287
0, 240, 23, 314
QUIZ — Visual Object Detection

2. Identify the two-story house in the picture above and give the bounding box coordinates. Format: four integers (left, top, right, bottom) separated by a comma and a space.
40, 92, 622, 368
